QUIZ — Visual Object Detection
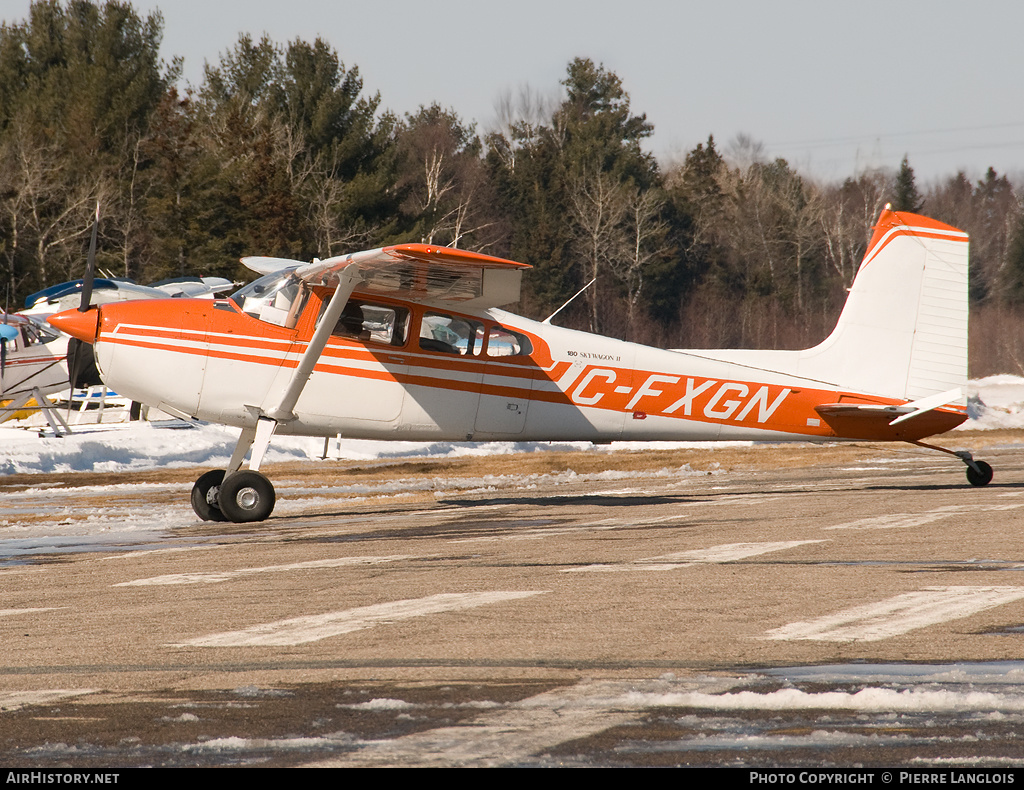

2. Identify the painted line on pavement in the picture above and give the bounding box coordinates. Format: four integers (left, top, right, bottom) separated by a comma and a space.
452, 525, 619, 544
0, 607, 61, 617
563, 540, 825, 573
312, 676, 741, 767
173, 591, 546, 647
114, 555, 421, 586
0, 689, 98, 712
452, 514, 691, 544
827, 503, 1024, 531
766, 586, 1024, 642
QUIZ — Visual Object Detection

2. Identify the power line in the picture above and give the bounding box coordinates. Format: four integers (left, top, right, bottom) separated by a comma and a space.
769, 121, 1024, 151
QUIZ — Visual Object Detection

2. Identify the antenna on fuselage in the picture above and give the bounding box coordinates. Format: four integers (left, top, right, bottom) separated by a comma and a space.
542, 278, 596, 325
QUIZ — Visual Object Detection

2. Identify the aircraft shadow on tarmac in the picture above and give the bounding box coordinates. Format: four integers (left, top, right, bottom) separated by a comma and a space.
174, 476, 1019, 539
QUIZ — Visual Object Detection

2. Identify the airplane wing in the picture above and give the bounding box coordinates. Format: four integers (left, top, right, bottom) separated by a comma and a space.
242, 243, 530, 309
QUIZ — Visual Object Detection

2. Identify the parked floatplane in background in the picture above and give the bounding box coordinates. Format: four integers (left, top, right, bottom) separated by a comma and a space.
47, 207, 989, 523
20, 275, 234, 320
0, 311, 71, 431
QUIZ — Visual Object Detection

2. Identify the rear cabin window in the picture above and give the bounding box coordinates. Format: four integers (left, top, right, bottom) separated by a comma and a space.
332, 301, 409, 346
419, 313, 483, 355
486, 326, 532, 357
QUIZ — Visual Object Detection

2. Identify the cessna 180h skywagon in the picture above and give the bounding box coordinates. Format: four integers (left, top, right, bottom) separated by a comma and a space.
48, 207, 987, 523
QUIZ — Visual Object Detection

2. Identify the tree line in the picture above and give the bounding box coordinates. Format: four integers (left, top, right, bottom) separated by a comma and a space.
3, 0, 1024, 375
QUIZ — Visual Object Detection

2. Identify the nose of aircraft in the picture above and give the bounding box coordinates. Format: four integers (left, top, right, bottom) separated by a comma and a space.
48, 306, 100, 343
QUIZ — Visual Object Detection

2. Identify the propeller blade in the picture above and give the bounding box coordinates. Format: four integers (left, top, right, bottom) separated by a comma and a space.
70, 201, 100, 399
79, 201, 100, 313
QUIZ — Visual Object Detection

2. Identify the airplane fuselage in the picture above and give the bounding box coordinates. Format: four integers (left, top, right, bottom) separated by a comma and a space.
90, 291, 964, 445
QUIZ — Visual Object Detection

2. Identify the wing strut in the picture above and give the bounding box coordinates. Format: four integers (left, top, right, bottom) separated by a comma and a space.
236, 262, 363, 475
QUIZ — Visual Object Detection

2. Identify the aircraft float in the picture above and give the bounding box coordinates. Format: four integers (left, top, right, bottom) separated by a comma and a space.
48, 207, 988, 523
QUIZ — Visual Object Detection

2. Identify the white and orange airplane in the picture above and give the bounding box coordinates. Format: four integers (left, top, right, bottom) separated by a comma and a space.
48, 207, 987, 523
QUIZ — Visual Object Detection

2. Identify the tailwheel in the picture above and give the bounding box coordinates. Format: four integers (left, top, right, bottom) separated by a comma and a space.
191, 469, 227, 521
218, 470, 276, 523
911, 441, 994, 488
966, 460, 994, 487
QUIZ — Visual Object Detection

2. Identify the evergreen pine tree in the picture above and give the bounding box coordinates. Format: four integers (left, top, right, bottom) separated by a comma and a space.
1002, 208, 1024, 305
892, 155, 924, 213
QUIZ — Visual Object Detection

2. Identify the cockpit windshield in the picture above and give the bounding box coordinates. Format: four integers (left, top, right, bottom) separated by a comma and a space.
231, 269, 310, 329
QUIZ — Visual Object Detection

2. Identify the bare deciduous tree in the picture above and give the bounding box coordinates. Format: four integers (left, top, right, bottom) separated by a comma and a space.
606, 186, 669, 338
567, 169, 628, 333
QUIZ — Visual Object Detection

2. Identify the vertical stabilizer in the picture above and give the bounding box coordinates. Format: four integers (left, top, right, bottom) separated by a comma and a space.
798, 209, 969, 400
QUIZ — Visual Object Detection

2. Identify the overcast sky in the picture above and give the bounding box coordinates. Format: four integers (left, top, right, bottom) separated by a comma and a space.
5, 0, 1024, 183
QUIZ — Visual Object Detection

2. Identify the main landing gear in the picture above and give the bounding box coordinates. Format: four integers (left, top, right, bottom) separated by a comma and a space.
911, 440, 994, 487
191, 468, 276, 522
189, 267, 365, 523
190, 420, 279, 522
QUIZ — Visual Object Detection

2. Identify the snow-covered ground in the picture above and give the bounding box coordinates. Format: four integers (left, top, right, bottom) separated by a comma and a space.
1, 376, 1021, 476
966, 374, 1024, 428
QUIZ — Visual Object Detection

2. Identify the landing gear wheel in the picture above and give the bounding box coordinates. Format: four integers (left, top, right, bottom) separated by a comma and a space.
218, 470, 276, 523
966, 460, 994, 487
191, 469, 227, 521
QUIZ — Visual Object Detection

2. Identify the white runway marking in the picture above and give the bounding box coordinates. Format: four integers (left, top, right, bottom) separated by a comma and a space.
0, 689, 98, 712
313, 677, 740, 767
0, 607, 61, 617
175, 591, 546, 647
452, 525, 621, 544
563, 541, 824, 573
825, 512, 951, 531
114, 555, 420, 586
699, 493, 788, 505
451, 515, 688, 544
766, 586, 1024, 642
587, 514, 689, 527
98, 545, 224, 560
827, 503, 1024, 530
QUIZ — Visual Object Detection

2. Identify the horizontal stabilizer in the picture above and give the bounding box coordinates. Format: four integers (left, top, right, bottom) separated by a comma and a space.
888, 388, 963, 426
814, 392, 966, 441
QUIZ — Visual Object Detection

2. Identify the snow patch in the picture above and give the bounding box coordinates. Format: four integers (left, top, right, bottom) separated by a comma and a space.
963, 375, 1024, 430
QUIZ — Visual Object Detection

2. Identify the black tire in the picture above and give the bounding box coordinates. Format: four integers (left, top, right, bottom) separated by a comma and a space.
191, 469, 227, 521
966, 461, 994, 487
218, 470, 276, 523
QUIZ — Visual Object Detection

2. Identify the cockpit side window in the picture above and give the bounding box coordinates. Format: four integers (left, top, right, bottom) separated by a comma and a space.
18, 322, 59, 348
231, 270, 309, 329
331, 300, 409, 346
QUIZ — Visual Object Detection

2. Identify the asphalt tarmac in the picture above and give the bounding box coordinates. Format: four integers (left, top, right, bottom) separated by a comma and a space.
2, 433, 1024, 767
